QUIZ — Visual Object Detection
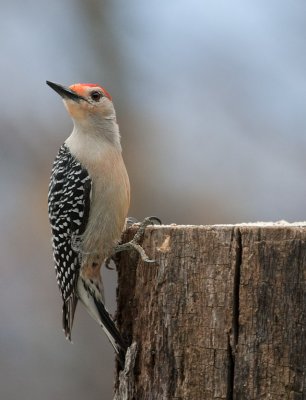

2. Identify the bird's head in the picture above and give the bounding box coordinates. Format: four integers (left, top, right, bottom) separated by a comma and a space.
46, 81, 116, 126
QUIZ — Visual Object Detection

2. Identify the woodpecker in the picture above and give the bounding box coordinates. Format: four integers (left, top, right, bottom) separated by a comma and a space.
47, 80, 132, 365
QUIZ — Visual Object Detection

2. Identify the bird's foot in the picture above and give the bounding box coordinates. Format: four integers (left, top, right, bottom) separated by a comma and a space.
112, 216, 161, 264
126, 216, 138, 228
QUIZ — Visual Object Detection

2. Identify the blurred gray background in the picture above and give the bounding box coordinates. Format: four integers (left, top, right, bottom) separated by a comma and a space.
1, 1, 305, 399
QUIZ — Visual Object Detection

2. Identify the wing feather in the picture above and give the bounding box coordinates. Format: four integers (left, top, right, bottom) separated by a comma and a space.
48, 143, 91, 338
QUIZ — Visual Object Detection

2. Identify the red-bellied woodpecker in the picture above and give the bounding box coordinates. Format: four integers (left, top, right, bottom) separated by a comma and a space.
47, 81, 159, 367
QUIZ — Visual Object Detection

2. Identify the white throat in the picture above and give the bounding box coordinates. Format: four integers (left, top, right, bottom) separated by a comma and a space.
65, 119, 122, 169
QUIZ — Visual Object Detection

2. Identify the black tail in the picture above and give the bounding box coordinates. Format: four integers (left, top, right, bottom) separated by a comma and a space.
93, 297, 127, 368
62, 295, 78, 341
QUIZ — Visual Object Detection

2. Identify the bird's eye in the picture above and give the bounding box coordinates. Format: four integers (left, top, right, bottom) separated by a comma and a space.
90, 91, 103, 102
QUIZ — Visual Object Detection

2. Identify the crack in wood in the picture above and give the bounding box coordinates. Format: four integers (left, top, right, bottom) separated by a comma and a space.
227, 227, 242, 400
233, 227, 242, 347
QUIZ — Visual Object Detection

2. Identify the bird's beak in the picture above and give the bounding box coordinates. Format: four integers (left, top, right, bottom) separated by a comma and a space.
46, 81, 85, 102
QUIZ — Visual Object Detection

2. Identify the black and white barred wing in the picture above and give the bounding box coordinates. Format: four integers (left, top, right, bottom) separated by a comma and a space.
48, 144, 91, 338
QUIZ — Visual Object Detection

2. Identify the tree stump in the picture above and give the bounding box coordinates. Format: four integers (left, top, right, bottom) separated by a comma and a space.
114, 223, 306, 400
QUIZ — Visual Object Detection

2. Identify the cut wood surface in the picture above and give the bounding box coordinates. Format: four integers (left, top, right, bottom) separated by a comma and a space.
114, 223, 306, 400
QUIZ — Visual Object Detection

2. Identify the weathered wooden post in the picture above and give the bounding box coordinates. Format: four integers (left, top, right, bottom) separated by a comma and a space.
114, 223, 306, 400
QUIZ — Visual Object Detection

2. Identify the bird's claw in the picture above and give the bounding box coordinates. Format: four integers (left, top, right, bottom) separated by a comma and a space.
113, 216, 162, 263
126, 215, 161, 229
126, 216, 138, 228
104, 257, 115, 270
144, 216, 162, 225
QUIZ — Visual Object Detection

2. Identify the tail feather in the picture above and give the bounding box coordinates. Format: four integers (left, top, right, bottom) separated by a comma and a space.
93, 297, 127, 368
62, 295, 78, 340
77, 277, 127, 368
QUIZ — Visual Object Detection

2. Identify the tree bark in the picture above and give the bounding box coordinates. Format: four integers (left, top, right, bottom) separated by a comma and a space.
114, 223, 306, 400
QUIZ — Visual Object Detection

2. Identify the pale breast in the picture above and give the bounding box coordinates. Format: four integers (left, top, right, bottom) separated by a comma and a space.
77, 165, 129, 290
82, 146, 130, 260
65, 127, 130, 263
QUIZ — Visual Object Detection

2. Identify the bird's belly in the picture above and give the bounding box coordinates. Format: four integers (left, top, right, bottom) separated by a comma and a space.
81, 170, 129, 264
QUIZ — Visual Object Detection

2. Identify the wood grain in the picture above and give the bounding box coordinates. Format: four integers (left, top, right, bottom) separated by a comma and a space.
114, 223, 306, 400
